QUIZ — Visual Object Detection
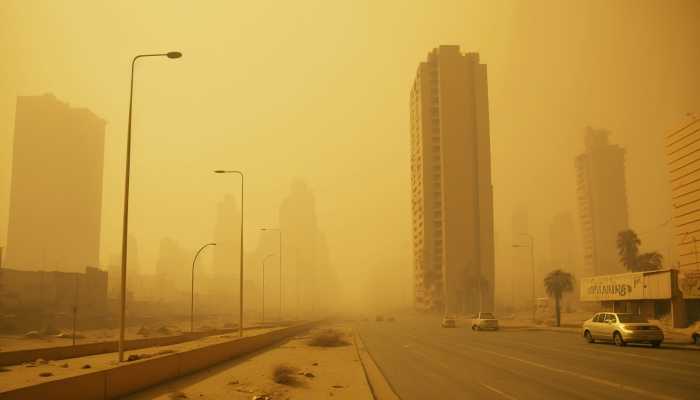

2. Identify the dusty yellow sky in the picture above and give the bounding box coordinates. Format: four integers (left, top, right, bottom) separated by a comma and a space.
1, 0, 699, 305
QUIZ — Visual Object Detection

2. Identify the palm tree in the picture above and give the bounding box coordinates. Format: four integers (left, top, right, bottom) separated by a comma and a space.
616, 229, 663, 272
617, 229, 640, 271
543, 269, 574, 327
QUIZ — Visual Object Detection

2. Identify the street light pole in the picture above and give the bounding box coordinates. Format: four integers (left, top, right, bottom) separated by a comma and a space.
512, 233, 535, 322
261, 228, 282, 320
191, 242, 216, 333
261, 253, 276, 323
119, 51, 182, 363
214, 170, 244, 337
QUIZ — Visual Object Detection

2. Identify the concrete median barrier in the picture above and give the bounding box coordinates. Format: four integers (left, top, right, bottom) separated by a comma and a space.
0, 321, 317, 400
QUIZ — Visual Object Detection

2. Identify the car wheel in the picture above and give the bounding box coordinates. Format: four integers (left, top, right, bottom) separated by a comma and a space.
651, 341, 662, 348
614, 332, 626, 347
694, 334, 700, 346
584, 330, 594, 343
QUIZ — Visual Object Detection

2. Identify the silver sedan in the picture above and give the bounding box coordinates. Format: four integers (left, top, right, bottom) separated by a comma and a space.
582, 312, 663, 347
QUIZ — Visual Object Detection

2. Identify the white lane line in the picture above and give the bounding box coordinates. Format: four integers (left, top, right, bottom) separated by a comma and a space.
481, 383, 519, 400
508, 341, 699, 376
470, 347, 681, 400
585, 347, 700, 369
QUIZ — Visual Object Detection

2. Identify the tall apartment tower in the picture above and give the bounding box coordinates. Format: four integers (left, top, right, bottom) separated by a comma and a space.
5, 94, 105, 272
666, 115, 700, 302
410, 46, 495, 313
575, 127, 629, 277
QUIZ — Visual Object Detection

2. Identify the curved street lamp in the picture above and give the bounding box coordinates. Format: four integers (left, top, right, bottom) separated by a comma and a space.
261, 227, 283, 320
512, 233, 535, 321
191, 242, 216, 333
261, 253, 276, 322
119, 51, 182, 362
214, 170, 244, 337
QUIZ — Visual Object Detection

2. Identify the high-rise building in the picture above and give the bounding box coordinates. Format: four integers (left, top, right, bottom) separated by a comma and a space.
575, 127, 629, 277
666, 115, 700, 309
549, 212, 581, 276
410, 46, 495, 313
5, 94, 105, 273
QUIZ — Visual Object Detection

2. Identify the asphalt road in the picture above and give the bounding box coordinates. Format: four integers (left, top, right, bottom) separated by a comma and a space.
356, 313, 700, 400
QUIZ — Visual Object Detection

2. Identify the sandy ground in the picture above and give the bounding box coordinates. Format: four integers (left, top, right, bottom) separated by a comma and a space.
0, 316, 286, 353
0, 326, 282, 392
124, 324, 373, 400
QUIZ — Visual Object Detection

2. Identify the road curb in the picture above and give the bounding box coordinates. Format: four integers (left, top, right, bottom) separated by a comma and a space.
353, 331, 400, 400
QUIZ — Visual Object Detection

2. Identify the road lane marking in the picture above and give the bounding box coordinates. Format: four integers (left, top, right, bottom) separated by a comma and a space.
504, 340, 700, 376
470, 347, 680, 400
481, 383, 518, 400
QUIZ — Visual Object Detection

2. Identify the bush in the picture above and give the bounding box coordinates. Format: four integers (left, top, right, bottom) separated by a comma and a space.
272, 364, 299, 385
308, 329, 350, 347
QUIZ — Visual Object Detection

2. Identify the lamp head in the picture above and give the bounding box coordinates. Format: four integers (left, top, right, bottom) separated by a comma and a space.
167, 51, 183, 59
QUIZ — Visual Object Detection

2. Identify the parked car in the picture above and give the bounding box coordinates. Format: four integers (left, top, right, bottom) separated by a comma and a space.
692, 330, 700, 346
386, 316, 396, 322
441, 315, 456, 328
375, 315, 384, 322
582, 312, 663, 347
471, 312, 499, 331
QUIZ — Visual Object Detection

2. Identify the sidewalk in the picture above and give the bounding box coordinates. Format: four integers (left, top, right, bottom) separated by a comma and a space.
123, 324, 374, 400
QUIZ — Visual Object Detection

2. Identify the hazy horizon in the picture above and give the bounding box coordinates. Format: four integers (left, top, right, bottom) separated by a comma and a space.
1, 0, 699, 310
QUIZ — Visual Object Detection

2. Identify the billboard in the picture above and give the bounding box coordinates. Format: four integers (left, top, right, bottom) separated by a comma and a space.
581, 272, 644, 301
679, 268, 700, 299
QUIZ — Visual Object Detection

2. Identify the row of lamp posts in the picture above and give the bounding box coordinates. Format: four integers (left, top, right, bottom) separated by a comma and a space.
118, 51, 287, 362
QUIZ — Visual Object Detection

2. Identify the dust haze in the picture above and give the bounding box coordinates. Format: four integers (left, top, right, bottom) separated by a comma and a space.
1, 0, 699, 319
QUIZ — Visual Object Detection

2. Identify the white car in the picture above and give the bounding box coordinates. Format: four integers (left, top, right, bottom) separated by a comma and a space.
441, 316, 456, 328
472, 312, 499, 331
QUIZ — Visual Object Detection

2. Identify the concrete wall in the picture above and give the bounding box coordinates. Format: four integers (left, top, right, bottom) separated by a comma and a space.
0, 328, 243, 366
0, 322, 316, 400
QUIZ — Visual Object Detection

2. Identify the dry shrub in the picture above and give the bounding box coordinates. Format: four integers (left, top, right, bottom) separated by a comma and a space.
272, 364, 299, 385
308, 329, 350, 347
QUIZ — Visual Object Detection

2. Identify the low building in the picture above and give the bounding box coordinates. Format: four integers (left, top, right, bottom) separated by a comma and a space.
0, 266, 108, 328
580, 269, 686, 327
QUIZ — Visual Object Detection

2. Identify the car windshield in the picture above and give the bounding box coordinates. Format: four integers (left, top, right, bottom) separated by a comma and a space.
480, 313, 495, 319
617, 314, 648, 323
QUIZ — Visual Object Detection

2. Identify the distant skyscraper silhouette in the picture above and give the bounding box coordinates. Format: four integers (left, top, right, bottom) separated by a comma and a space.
5, 94, 105, 272
575, 127, 629, 277
410, 46, 495, 313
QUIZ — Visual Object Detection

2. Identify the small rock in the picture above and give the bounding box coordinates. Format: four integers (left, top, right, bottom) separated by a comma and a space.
81, 364, 91, 369
304, 372, 315, 378
252, 395, 271, 400
168, 392, 188, 399
36, 358, 47, 364
127, 354, 141, 362
59, 363, 69, 368
312, 362, 318, 366
24, 330, 41, 339
39, 372, 53, 377
332, 385, 344, 389
25, 363, 36, 368
228, 380, 240, 385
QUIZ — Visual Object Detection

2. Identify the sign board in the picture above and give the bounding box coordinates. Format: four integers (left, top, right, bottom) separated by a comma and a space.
679, 268, 700, 299
581, 272, 644, 301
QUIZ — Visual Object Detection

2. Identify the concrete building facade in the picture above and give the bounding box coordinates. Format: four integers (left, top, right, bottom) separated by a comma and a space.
575, 127, 629, 277
410, 46, 495, 314
5, 94, 105, 273
666, 115, 700, 323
